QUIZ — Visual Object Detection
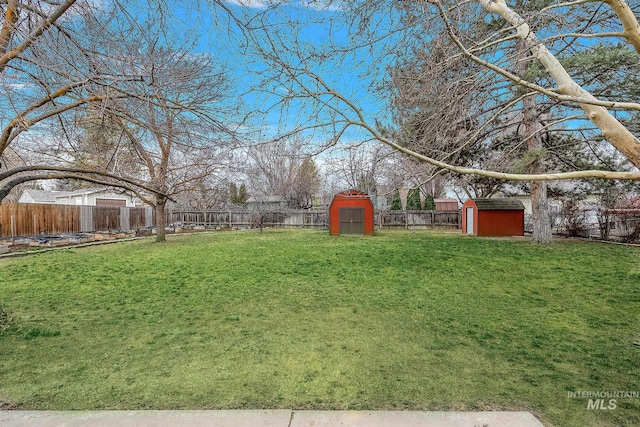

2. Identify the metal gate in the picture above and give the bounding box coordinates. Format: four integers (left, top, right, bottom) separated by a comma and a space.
339, 207, 364, 235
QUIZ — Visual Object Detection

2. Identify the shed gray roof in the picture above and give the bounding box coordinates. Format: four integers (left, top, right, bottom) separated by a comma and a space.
472, 198, 525, 210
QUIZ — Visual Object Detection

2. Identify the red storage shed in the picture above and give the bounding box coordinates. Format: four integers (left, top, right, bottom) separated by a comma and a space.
462, 198, 525, 237
329, 190, 375, 236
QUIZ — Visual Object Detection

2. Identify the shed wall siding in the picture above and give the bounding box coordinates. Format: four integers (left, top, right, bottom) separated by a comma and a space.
462, 199, 525, 236
477, 210, 524, 236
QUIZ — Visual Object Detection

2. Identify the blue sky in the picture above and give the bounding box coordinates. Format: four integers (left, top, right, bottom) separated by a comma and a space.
166, 0, 395, 149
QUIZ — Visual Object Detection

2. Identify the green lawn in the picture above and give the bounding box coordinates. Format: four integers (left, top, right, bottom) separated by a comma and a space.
1, 230, 639, 426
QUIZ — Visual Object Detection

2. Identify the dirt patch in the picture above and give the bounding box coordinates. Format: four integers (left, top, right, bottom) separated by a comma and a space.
0, 398, 19, 410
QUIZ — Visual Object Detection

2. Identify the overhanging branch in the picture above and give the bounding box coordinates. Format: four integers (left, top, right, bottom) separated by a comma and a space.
296, 63, 640, 180
0, 166, 176, 203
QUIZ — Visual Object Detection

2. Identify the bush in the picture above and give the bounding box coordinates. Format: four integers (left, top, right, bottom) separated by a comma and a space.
390, 189, 402, 210
559, 199, 588, 237
618, 212, 640, 243
424, 194, 436, 211
406, 188, 422, 210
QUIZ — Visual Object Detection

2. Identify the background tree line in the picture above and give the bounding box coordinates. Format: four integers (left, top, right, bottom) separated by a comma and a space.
1, 0, 639, 243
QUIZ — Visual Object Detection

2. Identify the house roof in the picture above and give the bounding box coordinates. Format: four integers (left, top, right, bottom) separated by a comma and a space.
20, 189, 57, 203
21, 187, 128, 202
472, 198, 525, 210
55, 187, 114, 197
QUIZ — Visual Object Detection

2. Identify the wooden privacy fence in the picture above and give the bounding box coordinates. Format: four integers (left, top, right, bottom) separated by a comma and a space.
0, 203, 154, 238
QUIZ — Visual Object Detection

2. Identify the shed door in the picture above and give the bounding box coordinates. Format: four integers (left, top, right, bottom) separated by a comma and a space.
339, 208, 364, 235
465, 207, 474, 235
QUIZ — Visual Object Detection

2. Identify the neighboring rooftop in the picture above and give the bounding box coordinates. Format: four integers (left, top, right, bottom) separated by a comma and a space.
18, 189, 57, 204
20, 187, 113, 203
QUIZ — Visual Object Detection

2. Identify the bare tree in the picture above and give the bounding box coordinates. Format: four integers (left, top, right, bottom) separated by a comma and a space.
100, 35, 238, 242
321, 142, 448, 209
0, 1, 184, 204
321, 144, 387, 196
245, 138, 320, 208
0, 0, 77, 75
0, 0, 245, 240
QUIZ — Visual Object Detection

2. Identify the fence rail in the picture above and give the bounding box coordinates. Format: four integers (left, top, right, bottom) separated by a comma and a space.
378, 210, 461, 229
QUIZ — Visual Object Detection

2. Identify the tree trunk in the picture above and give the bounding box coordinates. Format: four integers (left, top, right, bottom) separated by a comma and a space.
522, 85, 553, 244
155, 196, 167, 243
530, 181, 552, 243
598, 210, 611, 240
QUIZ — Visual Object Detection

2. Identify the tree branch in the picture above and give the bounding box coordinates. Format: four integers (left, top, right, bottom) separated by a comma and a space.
0, 0, 18, 58
0, 165, 176, 202
602, 0, 640, 54
0, 0, 78, 74
291, 61, 640, 180
433, 0, 640, 168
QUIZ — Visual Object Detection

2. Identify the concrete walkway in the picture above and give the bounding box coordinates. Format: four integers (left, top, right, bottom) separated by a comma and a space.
0, 410, 545, 426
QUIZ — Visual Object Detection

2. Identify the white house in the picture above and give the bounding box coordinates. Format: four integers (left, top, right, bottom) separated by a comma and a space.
19, 188, 139, 207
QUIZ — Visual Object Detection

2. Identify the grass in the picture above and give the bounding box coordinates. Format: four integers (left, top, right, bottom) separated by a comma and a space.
0, 230, 638, 426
